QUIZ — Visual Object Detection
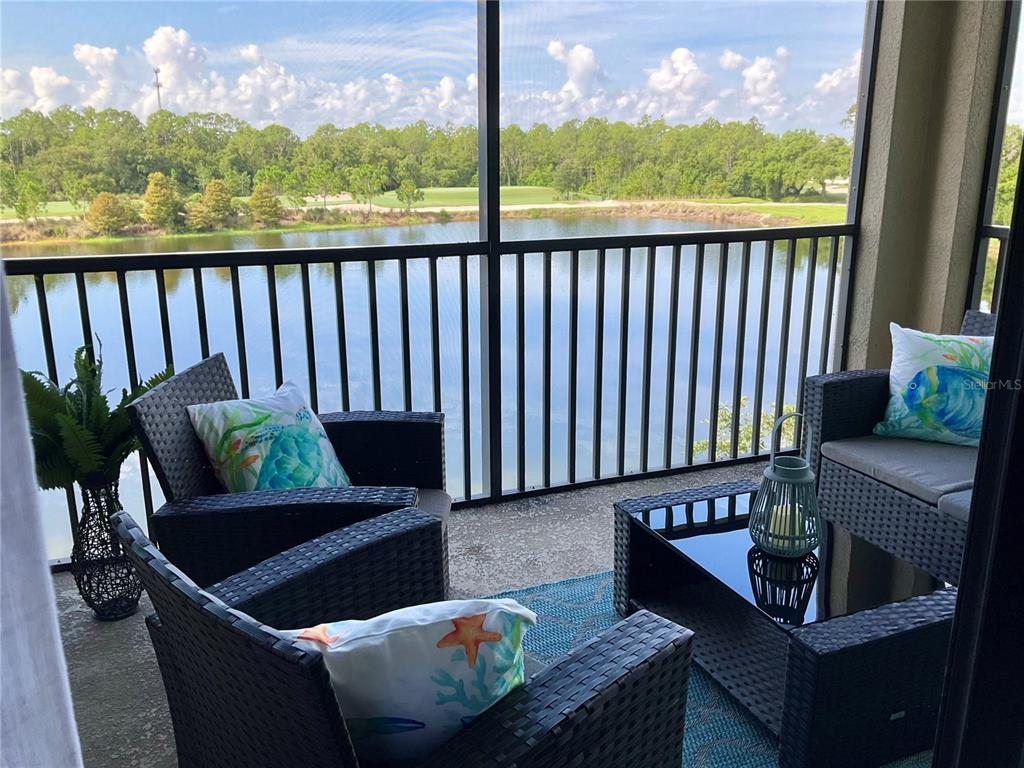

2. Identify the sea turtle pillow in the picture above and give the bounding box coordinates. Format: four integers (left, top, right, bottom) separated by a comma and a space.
873, 323, 992, 447
187, 381, 350, 493
281, 599, 536, 764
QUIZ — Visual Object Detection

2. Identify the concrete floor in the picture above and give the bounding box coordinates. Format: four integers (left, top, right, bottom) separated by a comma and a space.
58, 462, 763, 768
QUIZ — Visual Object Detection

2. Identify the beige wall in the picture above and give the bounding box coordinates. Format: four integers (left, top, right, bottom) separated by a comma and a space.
845, 0, 1005, 369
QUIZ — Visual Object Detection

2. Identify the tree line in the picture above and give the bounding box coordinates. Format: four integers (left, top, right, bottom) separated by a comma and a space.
1, 105, 854, 203
3, 105, 1020, 232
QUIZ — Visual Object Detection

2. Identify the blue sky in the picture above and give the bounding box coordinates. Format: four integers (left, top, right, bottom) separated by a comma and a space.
1, 1, 872, 134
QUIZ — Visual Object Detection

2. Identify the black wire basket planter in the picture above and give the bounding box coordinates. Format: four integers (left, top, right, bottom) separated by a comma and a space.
71, 483, 142, 621
20, 341, 171, 621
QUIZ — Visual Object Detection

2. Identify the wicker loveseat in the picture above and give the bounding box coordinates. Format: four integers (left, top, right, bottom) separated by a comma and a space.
112, 508, 694, 768
804, 310, 996, 585
128, 353, 451, 586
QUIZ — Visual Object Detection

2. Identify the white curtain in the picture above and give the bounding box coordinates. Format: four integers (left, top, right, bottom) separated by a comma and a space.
0, 269, 83, 768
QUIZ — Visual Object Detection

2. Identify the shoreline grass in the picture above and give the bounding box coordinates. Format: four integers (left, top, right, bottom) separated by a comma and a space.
1, 196, 848, 251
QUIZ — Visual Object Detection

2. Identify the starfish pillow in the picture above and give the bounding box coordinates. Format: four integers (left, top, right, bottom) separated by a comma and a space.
280, 599, 536, 763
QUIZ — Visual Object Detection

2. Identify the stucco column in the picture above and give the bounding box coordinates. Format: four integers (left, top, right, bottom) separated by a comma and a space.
844, 0, 1006, 369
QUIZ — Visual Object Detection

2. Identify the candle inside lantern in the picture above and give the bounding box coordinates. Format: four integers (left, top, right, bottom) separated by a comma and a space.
768, 504, 795, 543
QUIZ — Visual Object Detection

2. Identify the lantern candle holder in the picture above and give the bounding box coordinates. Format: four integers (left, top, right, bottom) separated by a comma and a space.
749, 412, 821, 558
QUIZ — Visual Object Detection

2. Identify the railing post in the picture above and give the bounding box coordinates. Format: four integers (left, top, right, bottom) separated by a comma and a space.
478, 0, 502, 501
834, 0, 882, 371
966, 0, 1018, 312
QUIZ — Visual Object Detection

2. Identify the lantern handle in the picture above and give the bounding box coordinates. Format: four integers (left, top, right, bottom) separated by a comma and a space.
769, 412, 813, 470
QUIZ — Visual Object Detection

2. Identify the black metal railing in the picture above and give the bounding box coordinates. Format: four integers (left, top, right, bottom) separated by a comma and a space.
3, 222, 853, 551
970, 224, 1011, 312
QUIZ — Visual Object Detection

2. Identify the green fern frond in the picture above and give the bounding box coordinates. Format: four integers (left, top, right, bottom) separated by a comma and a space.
121, 365, 174, 406
21, 371, 65, 442
20, 343, 165, 491
104, 437, 139, 478
100, 409, 134, 454
86, 389, 111, 437
34, 453, 76, 491
55, 414, 103, 475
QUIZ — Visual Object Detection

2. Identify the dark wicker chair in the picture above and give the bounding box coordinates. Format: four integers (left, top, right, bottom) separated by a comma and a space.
112, 508, 694, 768
804, 310, 996, 584
128, 353, 449, 586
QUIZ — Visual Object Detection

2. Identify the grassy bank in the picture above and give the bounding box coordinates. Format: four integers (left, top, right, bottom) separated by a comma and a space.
1, 192, 848, 249
370, 185, 604, 208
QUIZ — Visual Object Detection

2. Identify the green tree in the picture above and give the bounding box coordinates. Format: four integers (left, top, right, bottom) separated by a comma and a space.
249, 182, 283, 226
993, 123, 1022, 225
60, 172, 95, 212
201, 179, 234, 227
0, 164, 16, 210
86, 192, 136, 235
841, 103, 857, 130
253, 164, 287, 193
142, 171, 183, 231
693, 398, 798, 460
305, 162, 343, 210
13, 171, 46, 222
348, 163, 385, 218
395, 178, 424, 212
805, 134, 851, 197
553, 158, 585, 199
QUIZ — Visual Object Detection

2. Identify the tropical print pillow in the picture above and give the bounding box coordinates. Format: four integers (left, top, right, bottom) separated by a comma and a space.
874, 323, 992, 447
187, 381, 350, 493
280, 599, 536, 764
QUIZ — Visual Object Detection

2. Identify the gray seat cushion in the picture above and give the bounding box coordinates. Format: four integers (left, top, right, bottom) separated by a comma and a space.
820, 436, 977, 505
415, 488, 452, 524
937, 489, 973, 524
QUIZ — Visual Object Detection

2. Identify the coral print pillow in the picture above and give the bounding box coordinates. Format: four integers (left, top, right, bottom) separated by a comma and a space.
187, 381, 350, 493
281, 599, 536, 764
874, 323, 992, 446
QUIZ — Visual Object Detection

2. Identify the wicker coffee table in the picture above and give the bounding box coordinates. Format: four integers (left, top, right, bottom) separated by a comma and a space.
613, 480, 957, 768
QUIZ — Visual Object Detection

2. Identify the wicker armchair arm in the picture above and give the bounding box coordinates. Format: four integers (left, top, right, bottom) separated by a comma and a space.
152, 486, 418, 587
803, 369, 890, 475
208, 508, 447, 629
790, 587, 955, 654
781, 589, 956, 768
419, 610, 694, 768
319, 411, 445, 490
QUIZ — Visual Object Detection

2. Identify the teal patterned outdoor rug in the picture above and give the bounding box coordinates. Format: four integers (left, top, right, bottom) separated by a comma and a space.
489, 572, 931, 768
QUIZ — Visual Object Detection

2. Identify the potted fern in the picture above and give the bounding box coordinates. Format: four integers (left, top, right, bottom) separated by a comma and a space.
22, 343, 171, 620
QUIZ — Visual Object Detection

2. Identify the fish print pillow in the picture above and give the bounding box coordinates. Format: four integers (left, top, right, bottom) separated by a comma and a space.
187, 381, 350, 493
280, 599, 536, 764
874, 323, 993, 446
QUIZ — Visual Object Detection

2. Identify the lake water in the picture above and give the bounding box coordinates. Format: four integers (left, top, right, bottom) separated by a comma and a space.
4, 215, 843, 560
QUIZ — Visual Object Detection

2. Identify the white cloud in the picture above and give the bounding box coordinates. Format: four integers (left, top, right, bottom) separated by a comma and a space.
0, 24, 863, 132
28, 66, 79, 113
73, 43, 135, 110
814, 49, 861, 95
411, 74, 477, 124
741, 47, 789, 119
139, 26, 228, 115
719, 49, 748, 71
1, 69, 33, 116
546, 40, 603, 100
634, 48, 711, 120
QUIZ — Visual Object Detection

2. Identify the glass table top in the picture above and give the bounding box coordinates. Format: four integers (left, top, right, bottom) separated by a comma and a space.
629, 488, 939, 628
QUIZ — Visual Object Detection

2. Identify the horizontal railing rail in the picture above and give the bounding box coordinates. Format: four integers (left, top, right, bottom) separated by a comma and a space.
495, 223, 856, 254
2, 240, 489, 274
3, 222, 852, 559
